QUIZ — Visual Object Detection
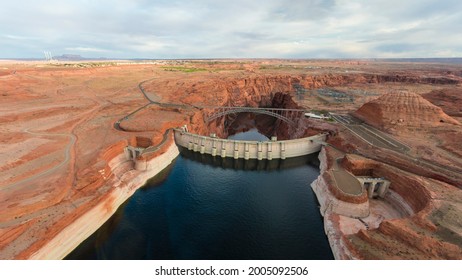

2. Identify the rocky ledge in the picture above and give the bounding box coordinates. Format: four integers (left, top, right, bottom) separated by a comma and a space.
312, 146, 462, 259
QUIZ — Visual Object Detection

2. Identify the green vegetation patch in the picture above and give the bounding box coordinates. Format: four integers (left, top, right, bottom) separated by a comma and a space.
259, 65, 299, 70
57, 62, 117, 68
161, 66, 208, 73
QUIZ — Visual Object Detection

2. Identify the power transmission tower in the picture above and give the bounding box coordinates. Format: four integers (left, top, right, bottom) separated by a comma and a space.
43, 51, 54, 62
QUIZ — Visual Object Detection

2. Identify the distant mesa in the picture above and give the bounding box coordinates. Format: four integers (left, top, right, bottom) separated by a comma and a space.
52, 54, 83, 61
353, 91, 460, 131
52, 54, 108, 61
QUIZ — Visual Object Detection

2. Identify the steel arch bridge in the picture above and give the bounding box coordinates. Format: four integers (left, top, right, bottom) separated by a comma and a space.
205, 107, 305, 126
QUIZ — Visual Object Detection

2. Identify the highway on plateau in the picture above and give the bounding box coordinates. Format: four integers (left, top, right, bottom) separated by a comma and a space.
331, 113, 462, 183
331, 114, 409, 153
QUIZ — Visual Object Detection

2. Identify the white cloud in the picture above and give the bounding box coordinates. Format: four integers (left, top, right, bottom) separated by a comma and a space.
65, 47, 108, 53
0, 0, 461, 58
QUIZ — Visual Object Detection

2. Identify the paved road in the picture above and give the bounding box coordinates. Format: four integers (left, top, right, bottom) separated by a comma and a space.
115, 78, 193, 132
331, 113, 462, 185
331, 114, 409, 153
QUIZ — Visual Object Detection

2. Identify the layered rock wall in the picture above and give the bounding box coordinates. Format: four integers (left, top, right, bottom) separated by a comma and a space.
313, 145, 462, 259
311, 147, 369, 219
28, 138, 179, 259
353, 91, 460, 132
341, 154, 431, 214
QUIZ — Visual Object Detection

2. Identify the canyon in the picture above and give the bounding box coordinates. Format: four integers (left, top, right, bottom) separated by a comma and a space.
0, 59, 461, 259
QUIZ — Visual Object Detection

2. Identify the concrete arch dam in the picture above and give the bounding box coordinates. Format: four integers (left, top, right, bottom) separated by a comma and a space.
173, 128, 327, 160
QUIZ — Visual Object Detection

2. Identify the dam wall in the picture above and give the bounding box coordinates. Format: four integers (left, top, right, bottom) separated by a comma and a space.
173, 128, 327, 160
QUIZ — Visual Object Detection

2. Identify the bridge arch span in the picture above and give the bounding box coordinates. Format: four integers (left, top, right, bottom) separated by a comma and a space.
206, 107, 304, 127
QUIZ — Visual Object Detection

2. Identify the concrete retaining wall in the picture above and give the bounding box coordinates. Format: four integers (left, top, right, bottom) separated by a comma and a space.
173, 128, 327, 160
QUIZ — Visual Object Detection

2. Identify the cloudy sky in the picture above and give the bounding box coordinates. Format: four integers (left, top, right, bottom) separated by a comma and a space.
1, 0, 461, 58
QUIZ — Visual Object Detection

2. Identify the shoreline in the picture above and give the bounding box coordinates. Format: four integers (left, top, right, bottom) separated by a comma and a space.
28, 140, 180, 260
29, 141, 334, 259
27, 143, 419, 260
310, 144, 462, 260
311, 146, 347, 259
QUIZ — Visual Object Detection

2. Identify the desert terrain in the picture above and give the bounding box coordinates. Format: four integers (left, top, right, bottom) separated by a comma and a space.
0, 59, 461, 259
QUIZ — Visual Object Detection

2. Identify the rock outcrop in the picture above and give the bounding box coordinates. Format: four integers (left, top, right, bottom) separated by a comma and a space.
315, 146, 462, 260
353, 91, 460, 132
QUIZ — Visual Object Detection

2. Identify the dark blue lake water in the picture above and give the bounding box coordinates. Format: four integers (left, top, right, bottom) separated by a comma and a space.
66, 130, 333, 260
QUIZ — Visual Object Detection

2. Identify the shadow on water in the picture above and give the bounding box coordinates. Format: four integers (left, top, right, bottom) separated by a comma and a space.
141, 157, 178, 191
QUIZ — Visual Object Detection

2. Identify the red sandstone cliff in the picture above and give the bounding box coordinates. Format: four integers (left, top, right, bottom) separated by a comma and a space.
316, 147, 462, 260
353, 91, 460, 132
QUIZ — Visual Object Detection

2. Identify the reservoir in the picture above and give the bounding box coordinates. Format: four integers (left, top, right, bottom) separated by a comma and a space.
66, 129, 333, 260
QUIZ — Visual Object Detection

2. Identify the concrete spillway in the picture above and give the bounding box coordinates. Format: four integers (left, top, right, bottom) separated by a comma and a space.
173, 127, 327, 160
